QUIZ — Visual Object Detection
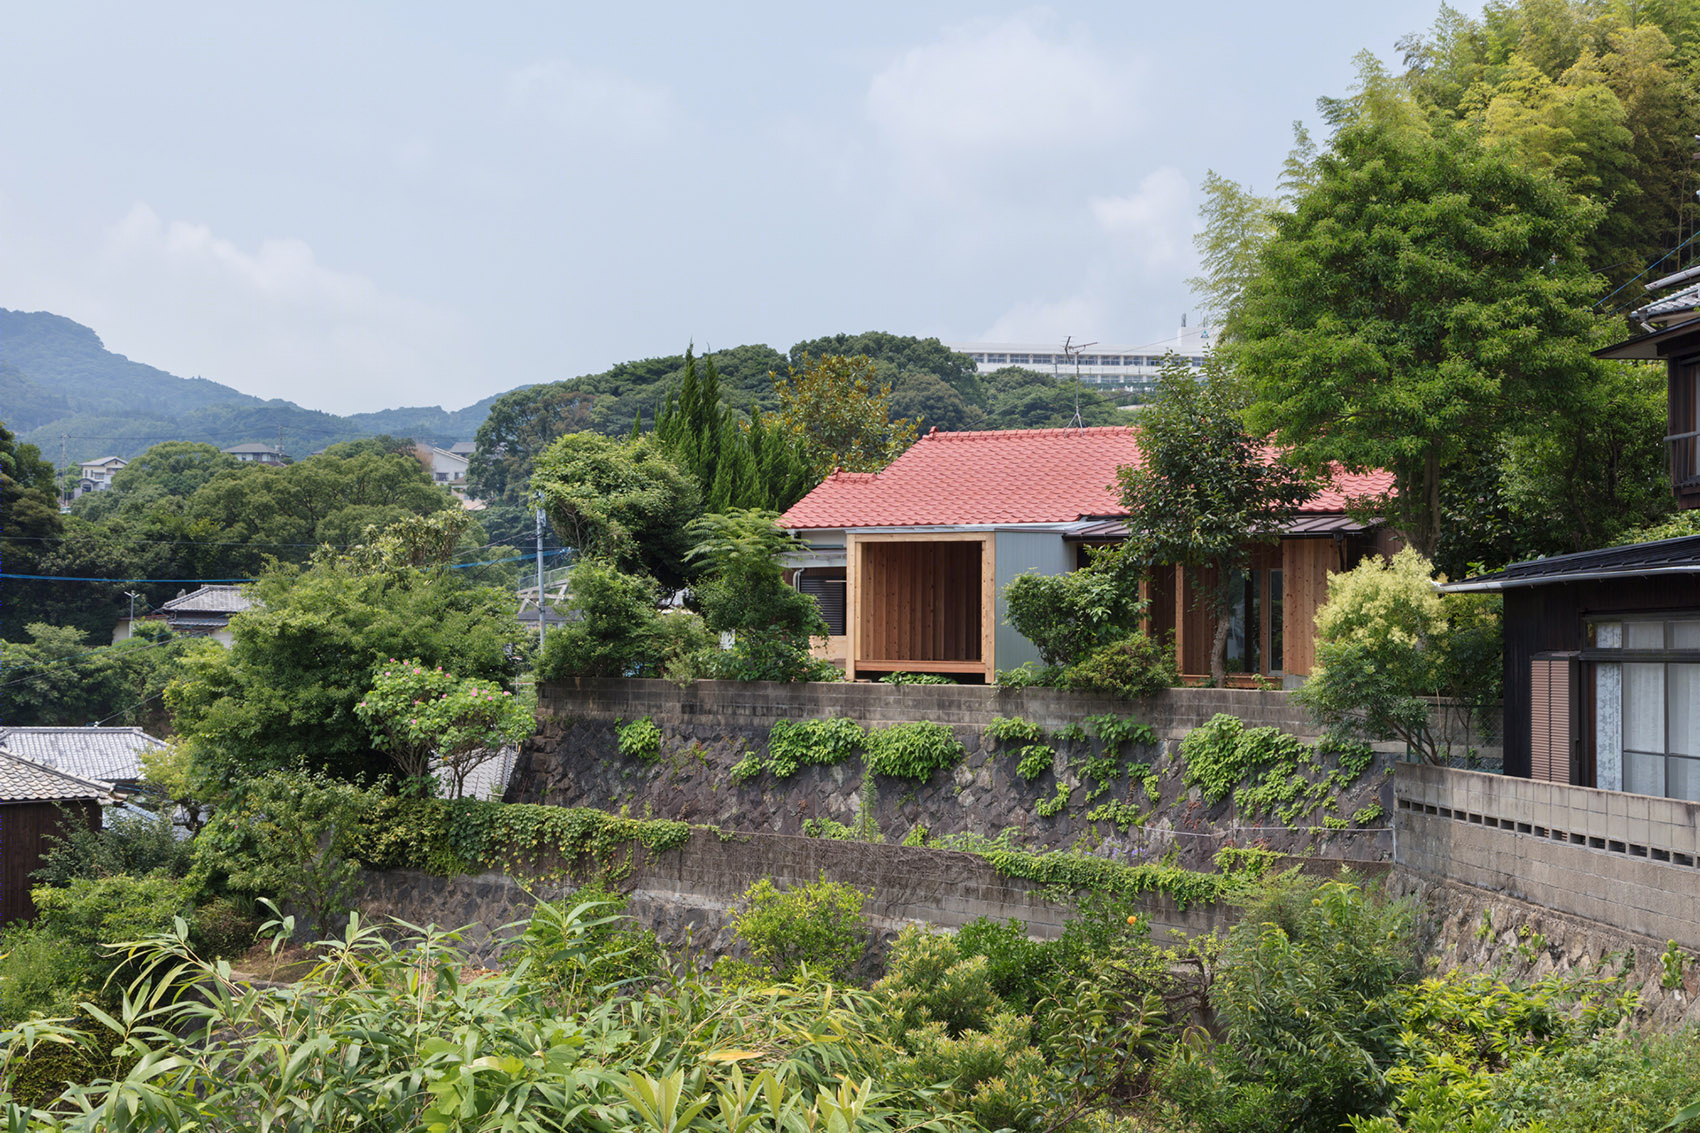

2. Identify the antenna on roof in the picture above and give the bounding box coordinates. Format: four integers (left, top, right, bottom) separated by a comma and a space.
1062, 336, 1097, 435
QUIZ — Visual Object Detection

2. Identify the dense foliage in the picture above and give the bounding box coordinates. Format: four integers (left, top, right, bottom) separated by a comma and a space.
1296, 549, 1503, 765
166, 549, 521, 785
354, 658, 534, 795
1118, 356, 1316, 685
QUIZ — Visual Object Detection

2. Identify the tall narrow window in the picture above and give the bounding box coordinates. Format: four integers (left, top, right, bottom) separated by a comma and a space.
1269, 569, 1284, 673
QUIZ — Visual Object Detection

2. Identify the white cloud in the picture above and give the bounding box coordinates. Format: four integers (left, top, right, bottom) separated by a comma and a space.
978, 169, 1199, 344
87, 203, 462, 414
982, 293, 1109, 345
1089, 166, 1194, 273
867, 10, 1140, 156
503, 60, 672, 144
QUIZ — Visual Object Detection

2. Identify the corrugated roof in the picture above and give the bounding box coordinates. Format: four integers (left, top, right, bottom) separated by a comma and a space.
158, 585, 255, 615
1066, 512, 1373, 540
0, 727, 164, 784
1440, 534, 1700, 592
781, 426, 1395, 530
0, 751, 122, 804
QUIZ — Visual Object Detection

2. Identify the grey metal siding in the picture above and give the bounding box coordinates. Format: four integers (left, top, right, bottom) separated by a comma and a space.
994, 532, 1074, 672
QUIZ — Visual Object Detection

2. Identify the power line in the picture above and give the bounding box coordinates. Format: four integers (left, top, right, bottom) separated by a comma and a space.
95, 690, 167, 727
0, 549, 566, 584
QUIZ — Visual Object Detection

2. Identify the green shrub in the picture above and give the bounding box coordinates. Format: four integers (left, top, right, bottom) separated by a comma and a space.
880, 671, 955, 685
34, 808, 192, 887
538, 559, 668, 679
1016, 745, 1054, 781
191, 895, 264, 959
1200, 874, 1419, 1133
890, 1015, 1051, 1132
994, 662, 1064, 689
0, 922, 93, 1025
1035, 784, 1070, 817
5, 1019, 134, 1111
863, 721, 965, 781
1062, 634, 1177, 699
520, 882, 665, 1002
1295, 548, 1502, 765
1087, 714, 1154, 750
1004, 562, 1145, 667
953, 917, 1055, 1013
189, 768, 372, 937
766, 717, 864, 778
875, 927, 1004, 1036
616, 716, 663, 762
730, 873, 869, 981
1053, 722, 1089, 745
985, 715, 1046, 744
727, 751, 764, 784
30, 874, 199, 1009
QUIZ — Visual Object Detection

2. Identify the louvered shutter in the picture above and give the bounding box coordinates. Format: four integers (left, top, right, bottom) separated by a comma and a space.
1530, 656, 1576, 783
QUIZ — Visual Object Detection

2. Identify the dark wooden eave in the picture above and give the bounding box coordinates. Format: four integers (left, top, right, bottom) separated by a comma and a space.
1440, 534, 1700, 592
1594, 315, 1700, 361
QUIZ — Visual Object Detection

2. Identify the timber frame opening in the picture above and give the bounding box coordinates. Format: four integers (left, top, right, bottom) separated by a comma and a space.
846, 532, 996, 682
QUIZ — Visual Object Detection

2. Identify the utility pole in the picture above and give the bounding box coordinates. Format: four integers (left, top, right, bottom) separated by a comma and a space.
124, 590, 143, 638
533, 494, 547, 648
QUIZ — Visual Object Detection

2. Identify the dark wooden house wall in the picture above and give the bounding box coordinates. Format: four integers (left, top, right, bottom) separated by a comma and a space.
1502, 575, 1700, 780
1, 801, 101, 925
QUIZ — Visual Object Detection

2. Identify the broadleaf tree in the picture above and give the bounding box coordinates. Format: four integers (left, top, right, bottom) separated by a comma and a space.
1117, 356, 1317, 686
1232, 118, 1605, 560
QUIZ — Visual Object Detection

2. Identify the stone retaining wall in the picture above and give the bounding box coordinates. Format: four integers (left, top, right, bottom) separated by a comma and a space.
508, 679, 1396, 868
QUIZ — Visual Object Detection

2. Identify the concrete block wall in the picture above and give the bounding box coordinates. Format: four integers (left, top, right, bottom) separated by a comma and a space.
539, 678, 1320, 739
1394, 763, 1700, 948
352, 829, 1245, 966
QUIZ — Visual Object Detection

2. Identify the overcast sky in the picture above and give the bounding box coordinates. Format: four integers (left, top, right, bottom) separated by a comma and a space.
4, 2, 1448, 415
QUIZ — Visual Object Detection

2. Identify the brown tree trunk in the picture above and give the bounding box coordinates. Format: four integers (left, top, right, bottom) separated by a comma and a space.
1211, 613, 1230, 688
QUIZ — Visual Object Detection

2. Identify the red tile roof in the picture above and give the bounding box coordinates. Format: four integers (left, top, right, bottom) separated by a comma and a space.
781, 426, 1395, 530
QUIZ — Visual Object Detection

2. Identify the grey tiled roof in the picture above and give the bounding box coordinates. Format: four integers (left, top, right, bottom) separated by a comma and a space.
1636, 281, 1700, 324
159, 585, 255, 615
438, 745, 518, 802
0, 727, 164, 784
0, 751, 121, 803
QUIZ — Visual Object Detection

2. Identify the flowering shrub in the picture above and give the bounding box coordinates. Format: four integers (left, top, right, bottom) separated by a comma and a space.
354, 658, 533, 795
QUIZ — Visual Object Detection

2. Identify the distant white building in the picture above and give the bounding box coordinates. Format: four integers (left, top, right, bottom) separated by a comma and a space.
945, 324, 1211, 397
75, 456, 126, 498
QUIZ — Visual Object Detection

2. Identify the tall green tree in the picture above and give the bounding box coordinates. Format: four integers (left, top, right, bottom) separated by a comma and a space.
1117, 358, 1316, 685
769, 354, 918, 477
467, 384, 594, 503
531, 432, 700, 590
166, 554, 520, 787
1233, 120, 1604, 558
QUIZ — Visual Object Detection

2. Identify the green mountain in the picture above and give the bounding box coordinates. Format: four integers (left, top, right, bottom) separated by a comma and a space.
1, 309, 518, 464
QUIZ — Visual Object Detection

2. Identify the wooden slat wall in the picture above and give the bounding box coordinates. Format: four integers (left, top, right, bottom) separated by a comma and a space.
2, 802, 99, 925
1529, 658, 1574, 783
857, 541, 982, 663
1281, 538, 1335, 678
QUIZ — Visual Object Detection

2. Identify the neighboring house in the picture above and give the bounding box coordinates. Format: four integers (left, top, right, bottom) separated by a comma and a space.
0, 726, 165, 792
1444, 291, 1700, 797
780, 425, 1395, 685
117, 584, 256, 646
426, 445, 470, 488
222, 443, 288, 466
0, 751, 124, 924
75, 455, 126, 498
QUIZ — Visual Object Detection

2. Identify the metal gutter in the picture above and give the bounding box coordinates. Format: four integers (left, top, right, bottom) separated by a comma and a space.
1440, 564, 1700, 593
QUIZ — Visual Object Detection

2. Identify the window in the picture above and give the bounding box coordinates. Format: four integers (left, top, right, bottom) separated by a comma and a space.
1589, 617, 1700, 799
1225, 569, 1260, 674
797, 569, 847, 637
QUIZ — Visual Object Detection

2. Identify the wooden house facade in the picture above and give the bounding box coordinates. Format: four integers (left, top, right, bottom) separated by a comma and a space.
781, 426, 1395, 684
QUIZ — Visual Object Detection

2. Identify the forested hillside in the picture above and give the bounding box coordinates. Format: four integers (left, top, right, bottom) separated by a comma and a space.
1, 310, 510, 463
